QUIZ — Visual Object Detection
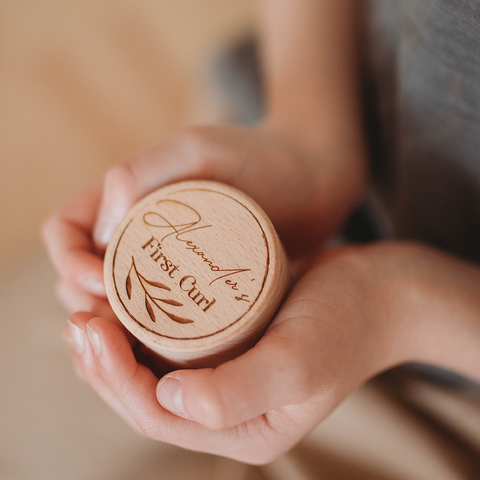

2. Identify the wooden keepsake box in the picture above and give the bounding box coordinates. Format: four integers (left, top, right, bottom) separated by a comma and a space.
104, 180, 290, 368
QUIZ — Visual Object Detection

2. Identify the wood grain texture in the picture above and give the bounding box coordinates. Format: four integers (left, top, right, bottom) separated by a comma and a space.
105, 180, 290, 368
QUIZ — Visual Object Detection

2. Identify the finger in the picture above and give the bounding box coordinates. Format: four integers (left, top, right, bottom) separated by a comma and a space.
84, 316, 171, 431
42, 182, 106, 296
65, 312, 141, 432
92, 127, 241, 248
82, 317, 213, 442
57, 283, 136, 347
56, 281, 117, 320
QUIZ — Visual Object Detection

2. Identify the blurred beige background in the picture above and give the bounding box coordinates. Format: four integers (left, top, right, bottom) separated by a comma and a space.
1, 1, 478, 479
0, 0, 256, 268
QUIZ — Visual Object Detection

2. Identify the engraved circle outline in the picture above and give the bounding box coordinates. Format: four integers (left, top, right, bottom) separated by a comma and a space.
112, 188, 270, 340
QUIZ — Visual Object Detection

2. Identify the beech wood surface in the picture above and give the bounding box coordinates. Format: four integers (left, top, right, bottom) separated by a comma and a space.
104, 180, 290, 368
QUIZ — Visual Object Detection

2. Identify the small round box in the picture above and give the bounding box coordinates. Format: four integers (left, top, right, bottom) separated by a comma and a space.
104, 180, 290, 368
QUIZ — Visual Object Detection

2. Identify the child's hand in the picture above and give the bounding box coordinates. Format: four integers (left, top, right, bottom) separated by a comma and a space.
43, 124, 366, 315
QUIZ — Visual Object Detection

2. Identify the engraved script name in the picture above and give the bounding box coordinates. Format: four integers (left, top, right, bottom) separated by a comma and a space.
140, 237, 217, 314
143, 199, 251, 288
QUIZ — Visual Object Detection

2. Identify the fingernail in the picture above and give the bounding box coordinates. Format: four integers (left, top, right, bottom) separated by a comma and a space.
68, 320, 85, 354
96, 224, 114, 246
81, 276, 106, 296
157, 377, 186, 417
87, 325, 101, 354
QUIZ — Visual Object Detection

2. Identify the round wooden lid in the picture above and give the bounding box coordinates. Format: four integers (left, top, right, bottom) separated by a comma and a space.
104, 180, 290, 367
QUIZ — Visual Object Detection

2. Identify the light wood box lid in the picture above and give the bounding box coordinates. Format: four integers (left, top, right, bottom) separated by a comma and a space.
104, 180, 290, 367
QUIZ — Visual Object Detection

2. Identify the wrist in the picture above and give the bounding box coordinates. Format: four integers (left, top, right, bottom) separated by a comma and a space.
320, 243, 449, 382
366, 242, 480, 383
398, 245, 480, 381
306, 244, 414, 390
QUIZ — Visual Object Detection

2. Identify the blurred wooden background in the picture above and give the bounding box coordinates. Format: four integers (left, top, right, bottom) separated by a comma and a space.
0, 0, 255, 269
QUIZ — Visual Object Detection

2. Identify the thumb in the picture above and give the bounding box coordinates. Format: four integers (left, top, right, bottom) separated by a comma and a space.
155, 248, 383, 431
155, 330, 316, 430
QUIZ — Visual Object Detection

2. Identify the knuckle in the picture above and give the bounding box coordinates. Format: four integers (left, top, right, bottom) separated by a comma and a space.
104, 164, 137, 194
171, 126, 215, 175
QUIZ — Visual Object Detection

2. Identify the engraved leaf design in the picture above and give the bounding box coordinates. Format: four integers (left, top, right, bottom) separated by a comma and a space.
164, 311, 194, 324
126, 272, 132, 299
129, 258, 194, 325
145, 297, 156, 323
153, 298, 183, 307
144, 278, 171, 291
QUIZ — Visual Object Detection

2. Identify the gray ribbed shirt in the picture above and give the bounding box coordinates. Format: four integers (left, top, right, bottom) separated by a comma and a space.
366, 0, 480, 261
